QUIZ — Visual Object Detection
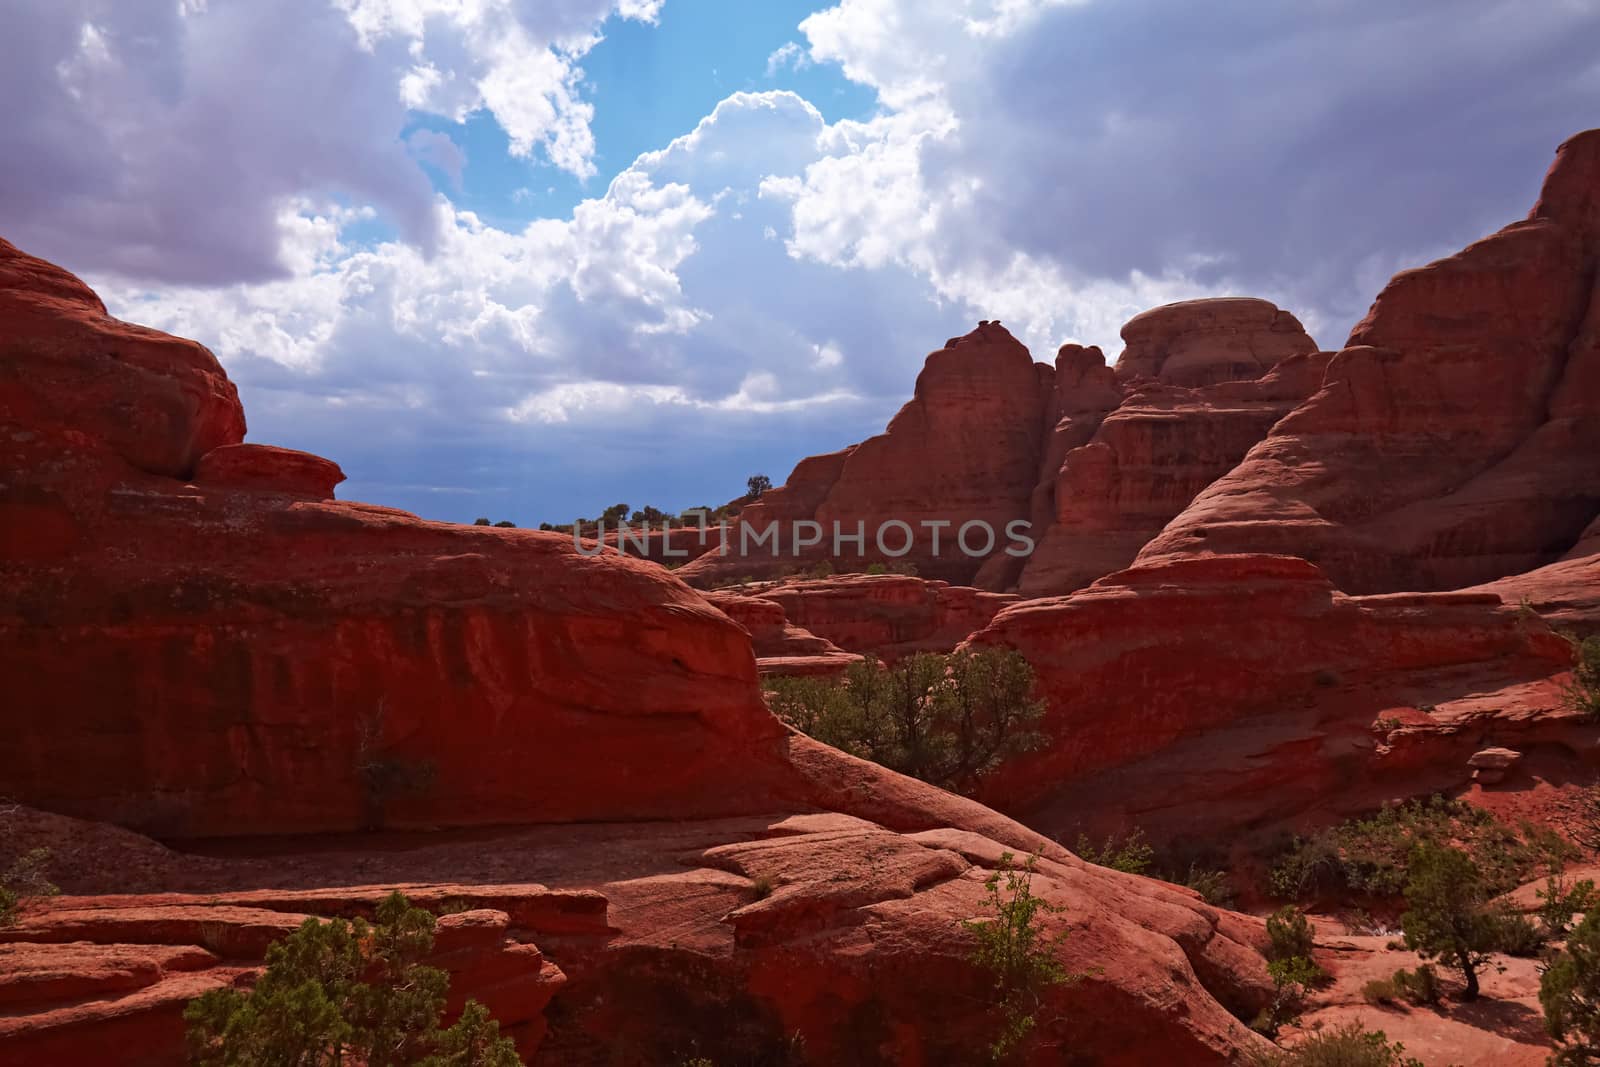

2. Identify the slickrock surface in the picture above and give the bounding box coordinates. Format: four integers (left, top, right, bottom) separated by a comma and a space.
968, 554, 1588, 844
0, 801, 1278, 1067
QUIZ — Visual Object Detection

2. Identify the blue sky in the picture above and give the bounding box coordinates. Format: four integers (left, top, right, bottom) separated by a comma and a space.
4, 0, 1598, 526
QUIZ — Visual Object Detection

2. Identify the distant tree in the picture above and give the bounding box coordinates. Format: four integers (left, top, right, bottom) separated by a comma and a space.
473, 517, 491, 526
538, 522, 555, 532
600, 503, 630, 525
1400, 843, 1499, 1000
493, 520, 516, 528
1543, 908, 1600, 1065
746, 474, 772, 498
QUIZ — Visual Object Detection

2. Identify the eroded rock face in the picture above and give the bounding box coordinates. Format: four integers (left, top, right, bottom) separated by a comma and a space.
680, 322, 1049, 586
749, 573, 1020, 661
0, 237, 244, 478
0, 236, 792, 836
967, 555, 1581, 844
1017, 351, 1333, 596
704, 589, 863, 676
192, 443, 345, 499
1138, 130, 1600, 593
1473, 514, 1600, 634
1115, 298, 1319, 388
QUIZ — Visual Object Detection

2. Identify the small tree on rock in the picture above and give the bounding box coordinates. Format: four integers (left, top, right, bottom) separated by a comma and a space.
1399, 843, 1499, 1001
746, 474, 772, 499
961, 851, 1087, 1062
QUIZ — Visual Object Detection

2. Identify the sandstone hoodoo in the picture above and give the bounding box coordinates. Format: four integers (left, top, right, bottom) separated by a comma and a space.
1113, 297, 1320, 388
682, 299, 1324, 595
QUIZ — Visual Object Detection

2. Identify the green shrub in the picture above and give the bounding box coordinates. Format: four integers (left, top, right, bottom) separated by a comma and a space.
0, 847, 58, 927
1247, 1021, 1423, 1066
1543, 909, 1600, 1065
865, 562, 889, 576
1268, 795, 1575, 902
1540, 877, 1598, 939
1073, 831, 1234, 904
1266, 906, 1318, 964
1361, 965, 1440, 1008
1254, 906, 1326, 1035
1074, 829, 1154, 875
1361, 975, 1398, 1005
1562, 633, 1600, 720
1393, 964, 1441, 1006
764, 648, 1046, 794
1491, 906, 1547, 957
185, 890, 520, 1066
961, 851, 1087, 1062
1180, 864, 1236, 908
751, 875, 776, 900
1400, 843, 1500, 1001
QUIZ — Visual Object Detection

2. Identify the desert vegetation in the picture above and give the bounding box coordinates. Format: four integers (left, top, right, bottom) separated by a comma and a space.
185, 891, 521, 1066
1563, 632, 1600, 720
1542, 904, 1600, 1065
1072, 828, 1234, 906
1268, 795, 1576, 904
764, 648, 1046, 794
1247, 1022, 1424, 1067
961, 851, 1088, 1062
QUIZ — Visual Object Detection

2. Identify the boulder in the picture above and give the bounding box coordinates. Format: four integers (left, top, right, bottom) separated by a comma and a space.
1114, 298, 1319, 387
192, 443, 345, 499
1468, 747, 1523, 785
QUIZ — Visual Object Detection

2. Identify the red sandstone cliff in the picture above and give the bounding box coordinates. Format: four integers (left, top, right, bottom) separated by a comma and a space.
1137, 129, 1600, 593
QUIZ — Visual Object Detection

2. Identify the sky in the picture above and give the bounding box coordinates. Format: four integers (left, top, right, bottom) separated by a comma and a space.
3, 0, 1598, 526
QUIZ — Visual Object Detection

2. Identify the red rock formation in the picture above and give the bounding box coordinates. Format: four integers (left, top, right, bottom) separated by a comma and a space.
0, 238, 1285, 1064
0, 237, 244, 478
748, 573, 1019, 660
1114, 298, 1319, 387
1473, 514, 1600, 635
0, 803, 1277, 1067
1017, 351, 1332, 596
703, 589, 863, 676
193, 443, 344, 499
680, 322, 1049, 586
599, 521, 725, 564
0, 234, 793, 836
968, 555, 1581, 845
1139, 130, 1600, 593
